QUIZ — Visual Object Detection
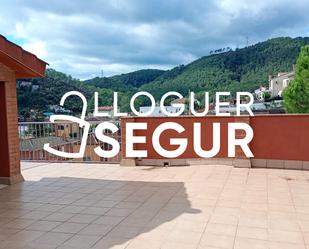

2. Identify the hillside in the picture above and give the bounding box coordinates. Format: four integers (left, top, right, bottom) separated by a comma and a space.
17, 69, 94, 115
84, 69, 165, 91
17, 68, 166, 116
141, 37, 309, 99
17, 37, 309, 117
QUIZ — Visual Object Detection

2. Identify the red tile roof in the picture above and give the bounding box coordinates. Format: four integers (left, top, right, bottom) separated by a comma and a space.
0, 35, 48, 78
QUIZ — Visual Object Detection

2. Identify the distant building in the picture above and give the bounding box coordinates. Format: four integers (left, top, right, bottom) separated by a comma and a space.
31, 85, 39, 91
251, 102, 269, 112
20, 136, 79, 160
71, 133, 121, 162
254, 86, 271, 101
48, 105, 71, 114
43, 112, 54, 117
85, 116, 111, 123
54, 121, 81, 138
19, 121, 121, 162
269, 71, 294, 97
139, 106, 181, 116
210, 101, 270, 115
171, 97, 188, 105
18, 81, 32, 87
91, 106, 119, 119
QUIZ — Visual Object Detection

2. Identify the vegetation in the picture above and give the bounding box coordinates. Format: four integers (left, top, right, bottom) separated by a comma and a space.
17, 69, 93, 117
263, 92, 271, 101
283, 45, 309, 113
84, 69, 165, 91
17, 69, 165, 116
17, 37, 309, 118
141, 37, 309, 102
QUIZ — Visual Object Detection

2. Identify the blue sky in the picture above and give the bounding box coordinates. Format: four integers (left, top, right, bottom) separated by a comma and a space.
1, 0, 309, 79
6, 35, 27, 46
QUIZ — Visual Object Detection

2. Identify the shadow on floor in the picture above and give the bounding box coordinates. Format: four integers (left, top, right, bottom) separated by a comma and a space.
0, 176, 201, 248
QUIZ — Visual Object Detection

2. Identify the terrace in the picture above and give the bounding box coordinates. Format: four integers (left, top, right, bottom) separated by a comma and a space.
1, 34, 309, 249
1, 161, 309, 249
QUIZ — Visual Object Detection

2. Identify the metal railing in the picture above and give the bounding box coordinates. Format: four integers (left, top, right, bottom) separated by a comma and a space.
19, 120, 121, 163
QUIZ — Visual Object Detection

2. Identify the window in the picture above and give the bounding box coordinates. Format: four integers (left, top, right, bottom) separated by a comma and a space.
283, 79, 289, 88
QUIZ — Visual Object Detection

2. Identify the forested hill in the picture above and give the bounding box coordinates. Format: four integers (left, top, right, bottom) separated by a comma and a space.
16, 68, 166, 115
84, 69, 165, 91
140, 37, 309, 98
17, 37, 309, 117
17, 69, 94, 116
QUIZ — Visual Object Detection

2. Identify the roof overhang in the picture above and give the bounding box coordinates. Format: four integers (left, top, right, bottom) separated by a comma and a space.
0, 35, 48, 78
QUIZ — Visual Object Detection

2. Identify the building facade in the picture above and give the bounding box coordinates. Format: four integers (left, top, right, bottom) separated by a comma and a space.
269, 71, 294, 97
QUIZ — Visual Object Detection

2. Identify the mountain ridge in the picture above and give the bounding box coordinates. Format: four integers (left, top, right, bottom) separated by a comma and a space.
17, 36, 309, 117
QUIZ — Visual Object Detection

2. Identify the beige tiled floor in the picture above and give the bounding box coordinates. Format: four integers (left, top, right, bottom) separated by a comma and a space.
1, 162, 309, 248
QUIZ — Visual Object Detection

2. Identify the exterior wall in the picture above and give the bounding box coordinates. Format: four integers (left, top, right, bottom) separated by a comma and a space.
0, 63, 23, 184
270, 78, 283, 96
269, 72, 294, 97
121, 115, 309, 169
250, 115, 309, 161
55, 122, 80, 138
121, 116, 253, 159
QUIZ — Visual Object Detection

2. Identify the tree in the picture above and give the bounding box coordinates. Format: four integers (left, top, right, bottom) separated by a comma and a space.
87, 88, 113, 113
263, 92, 271, 101
283, 45, 309, 113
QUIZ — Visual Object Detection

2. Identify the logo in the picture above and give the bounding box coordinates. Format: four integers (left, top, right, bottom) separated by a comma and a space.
44, 91, 255, 159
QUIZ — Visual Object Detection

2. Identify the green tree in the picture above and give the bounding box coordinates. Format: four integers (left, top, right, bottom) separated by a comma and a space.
88, 88, 113, 113
283, 45, 309, 113
263, 92, 271, 100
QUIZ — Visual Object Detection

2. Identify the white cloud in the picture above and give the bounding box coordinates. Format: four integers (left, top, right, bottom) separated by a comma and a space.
0, 0, 308, 79
23, 40, 47, 58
